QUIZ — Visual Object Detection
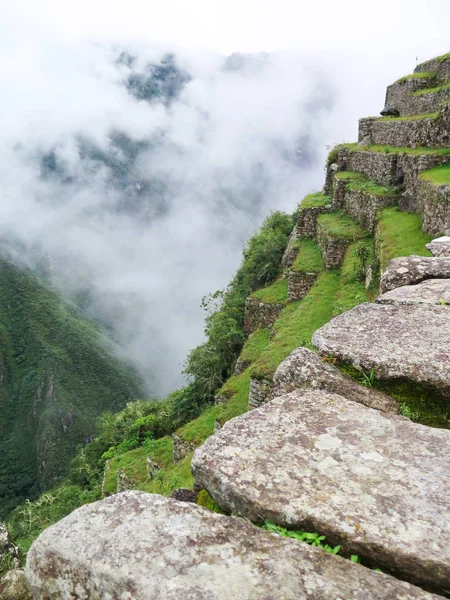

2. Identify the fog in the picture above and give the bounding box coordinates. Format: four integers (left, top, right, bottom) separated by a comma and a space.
0, 5, 448, 395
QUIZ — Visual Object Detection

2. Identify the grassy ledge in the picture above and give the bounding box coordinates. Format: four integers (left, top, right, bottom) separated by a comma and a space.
292, 238, 325, 273
238, 329, 271, 364
336, 172, 400, 197
376, 111, 439, 122
250, 270, 341, 380
342, 142, 450, 157
300, 192, 331, 210
376, 207, 433, 271
395, 72, 436, 84
419, 162, 450, 186
411, 83, 450, 96
251, 278, 288, 304
317, 211, 369, 241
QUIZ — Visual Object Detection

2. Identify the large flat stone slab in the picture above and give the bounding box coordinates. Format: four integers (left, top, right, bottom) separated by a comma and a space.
380, 255, 450, 293
192, 390, 450, 591
426, 236, 450, 257
273, 347, 398, 413
312, 302, 450, 397
377, 279, 450, 306
25, 491, 437, 600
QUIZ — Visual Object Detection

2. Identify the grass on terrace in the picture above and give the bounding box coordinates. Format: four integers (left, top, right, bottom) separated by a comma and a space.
300, 192, 331, 209
252, 278, 288, 304
317, 211, 369, 241
238, 328, 271, 364
335, 171, 400, 197
411, 83, 450, 96
419, 162, 450, 186
250, 270, 340, 380
292, 238, 325, 273
376, 111, 439, 122
396, 72, 436, 83
376, 206, 433, 271
343, 142, 450, 157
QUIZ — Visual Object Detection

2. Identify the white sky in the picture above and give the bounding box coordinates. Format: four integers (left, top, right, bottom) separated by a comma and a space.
8, 0, 450, 59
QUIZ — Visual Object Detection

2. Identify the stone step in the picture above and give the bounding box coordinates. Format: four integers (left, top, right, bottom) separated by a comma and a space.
192, 389, 450, 592
384, 75, 450, 118
376, 278, 450, 306
316, 211, 369, 268
358, 104, 450, 149
332, 172, 399, 233
26, 491, 438, 600
273, 347, 398, 413
380, 255, 450, 292
415, 54, 450, 81
312, 302, 450, 398
427, 235, 450, 256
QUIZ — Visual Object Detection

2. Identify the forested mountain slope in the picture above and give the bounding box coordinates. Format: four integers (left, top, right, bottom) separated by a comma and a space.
0, 256, 144, 518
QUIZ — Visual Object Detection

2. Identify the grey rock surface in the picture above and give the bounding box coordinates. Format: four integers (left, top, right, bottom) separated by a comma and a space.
312, 302, 450, 397
272, 347, 398, 413
192, 390, 450, 591
380, 255, 450, 292
0, 569, 32, 600
376, 278, 450, 306
426, 236, 450, 257
26, 491, 439, 600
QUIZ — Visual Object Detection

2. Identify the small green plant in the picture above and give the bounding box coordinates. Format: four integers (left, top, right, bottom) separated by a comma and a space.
263, 520, 341, 555
360, 368, 375, 387
398, 403, 420, 421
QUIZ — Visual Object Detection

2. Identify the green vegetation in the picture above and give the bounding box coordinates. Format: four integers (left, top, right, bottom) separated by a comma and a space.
238, 329, 271, 364
376, 111, 439, 122
419, 161, 450, 186
376, 207, 433, 271
334, 171, 364, 181
180, 211, 294, 423
263, 520, 342, 555
338, 363, 449, 429
197, 490, 224, 513
300, 192, 331, 209
396, 72, 436, 83
0, 258, 144, 518
333, 240, 376, 316
292, 238, 324, 273
411, 83, 450, 96
336, 171, 400, 197
252, 278, 288, 304
251, 270, 340, 380
317, 211, 369, 241
326, 145, 340, 167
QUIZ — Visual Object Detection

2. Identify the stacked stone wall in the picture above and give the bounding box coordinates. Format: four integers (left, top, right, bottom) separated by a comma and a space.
296, 205, 332, 237
414, 57, 450, 81
358, 107, 450, 148
248, 377, 273, 410
340, 188, 397, 233
287, 271, 317, 302
281, 224, 299, 268
384, 79, 450, 116
417, 180, 450, 235
331, 179, 347, 209
316, 223, 350, 268
244, 298, 284, 335
340, 148, 397, 186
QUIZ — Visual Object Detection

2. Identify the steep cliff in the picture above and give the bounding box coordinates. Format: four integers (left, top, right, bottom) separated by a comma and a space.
4, 52, 450, 599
